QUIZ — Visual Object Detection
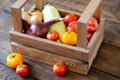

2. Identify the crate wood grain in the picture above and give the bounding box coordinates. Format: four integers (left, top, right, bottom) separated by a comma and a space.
9, 0, 104, 75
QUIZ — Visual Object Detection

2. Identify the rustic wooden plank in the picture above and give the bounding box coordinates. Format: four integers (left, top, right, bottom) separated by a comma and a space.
78, 0, 102, 23
11, 42, 89, 75
11, 8, 22, 32
11, 0, 28, 32
87, 19, 104, 56
0, 63, 35, 80
9, 30, 89, 62
88, 34, 103, 69
1, 0, 120, 21
0, 32, 34, 80
35, 0, 43, 11
0, 9, 12, 32
88, 27, 104, 69
102, 0, 120, 22
0, 53, 119, 80
0, 30, 11, 57
93, 43, 120, 77
93, 1, 102, 23
11, 0, 27, 9
104, 19, 120, 48
58, 8, 81, 18
48, 0, 120, 22
77, 22, 88, 48
0, 0, 120, 79
25, 58, 120, 80
0, 39, 120, 79
77, 0, 102, 48
0, 40, 119, 79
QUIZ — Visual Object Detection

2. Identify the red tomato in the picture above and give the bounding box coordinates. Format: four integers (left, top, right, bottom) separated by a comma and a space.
46, 30, 59, 41
16, 64, 29, 77
67, 21, 77, 33
53, 62, 67, 76
87, 33, 93, 41
87, 17, 98, 33
64, 14, 78, 26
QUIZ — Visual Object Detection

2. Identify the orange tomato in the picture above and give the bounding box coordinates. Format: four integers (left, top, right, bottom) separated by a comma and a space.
6, 52, 24, 68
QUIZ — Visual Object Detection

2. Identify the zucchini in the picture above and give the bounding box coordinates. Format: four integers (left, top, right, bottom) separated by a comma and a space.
42, 4, 66, 39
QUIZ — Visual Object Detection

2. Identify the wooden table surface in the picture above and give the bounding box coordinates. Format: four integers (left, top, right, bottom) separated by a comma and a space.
0, 0, 120, 80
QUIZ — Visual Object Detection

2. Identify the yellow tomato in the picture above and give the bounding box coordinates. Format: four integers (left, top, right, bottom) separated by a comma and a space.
6, 52, 24, 68
61, 31, 77, 45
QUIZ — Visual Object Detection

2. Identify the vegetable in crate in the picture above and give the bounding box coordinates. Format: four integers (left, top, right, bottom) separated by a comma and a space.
42, 4, 66, 39
64, 14, 78, 26
22, 19, 30, 33
87, 17, 98, 33
27, 19, 61, 38
21, 8, 43, 25
21, 8, 31, 24
66, 16, 98, 33
61, 31, 77, 45
46, 30, 59, 41
67, 21, 77, 33
87, 33, 93, 41
30, 10, 43, 24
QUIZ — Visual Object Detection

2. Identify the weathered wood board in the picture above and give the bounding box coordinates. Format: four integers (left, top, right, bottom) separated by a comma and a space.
0, 0, 120, 79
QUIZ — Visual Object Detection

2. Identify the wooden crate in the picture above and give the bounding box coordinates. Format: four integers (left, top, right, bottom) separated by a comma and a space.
9, 0, 104, 75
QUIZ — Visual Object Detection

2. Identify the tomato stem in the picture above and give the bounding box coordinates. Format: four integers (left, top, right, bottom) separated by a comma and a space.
19, 63, 23, 68
12, 54, 16, 58
56, 61, 64, 66
68, 31, 71, 34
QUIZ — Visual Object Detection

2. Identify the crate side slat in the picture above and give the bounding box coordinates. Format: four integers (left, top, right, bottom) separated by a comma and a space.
11, 0, 28, 32
9, 31, 89, 62
11, 8, 22, 32
35, 0, 43, 11
58, 8, 81, 18
11, 0, 28, 9
77, 22, 88, 48
11, 42, 88, 74
78, 0, 102, 23
77, 0, 102, 48
87, 19, 104, 69
88, 31, 103, 69
93, 0, 102, 23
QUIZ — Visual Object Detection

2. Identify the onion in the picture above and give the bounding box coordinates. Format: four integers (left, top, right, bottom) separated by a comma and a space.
30, 15, 42, 24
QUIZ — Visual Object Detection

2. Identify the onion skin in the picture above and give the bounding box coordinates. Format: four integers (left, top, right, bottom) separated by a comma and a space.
27, 19, 61, 38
